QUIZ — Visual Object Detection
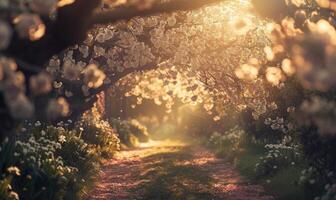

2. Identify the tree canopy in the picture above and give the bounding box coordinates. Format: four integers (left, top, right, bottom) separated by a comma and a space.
0, 0, 336, 138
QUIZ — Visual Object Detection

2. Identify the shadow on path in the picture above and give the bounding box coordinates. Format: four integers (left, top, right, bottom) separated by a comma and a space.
89, 140, 274, 200
133, 147, 216, 200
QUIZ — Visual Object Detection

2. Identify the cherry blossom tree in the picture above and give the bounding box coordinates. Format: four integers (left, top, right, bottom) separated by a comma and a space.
1, 0, 336, 141
0, 0, 228, 138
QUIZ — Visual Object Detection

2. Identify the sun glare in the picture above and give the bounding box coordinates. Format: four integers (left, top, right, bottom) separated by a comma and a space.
218, 0, 261, 35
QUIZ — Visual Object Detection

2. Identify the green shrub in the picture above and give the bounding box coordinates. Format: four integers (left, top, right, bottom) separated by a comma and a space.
0, 134, 74, 200
0, 121, 101, 200
78, 115, 120, 158
128, 119, 150, 143
254, 142, 301, 177
108, 118, 139, 148
57, 134, 100, 199
231, 140, 306, 200
207, 126, 246, 159
299, 126, 336, 178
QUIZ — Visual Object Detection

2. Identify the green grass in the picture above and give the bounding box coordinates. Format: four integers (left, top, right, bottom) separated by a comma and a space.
233, 142, 307, 200
235, 142, 265, 178
265, 167, 305, 200
132, 147, 216, 200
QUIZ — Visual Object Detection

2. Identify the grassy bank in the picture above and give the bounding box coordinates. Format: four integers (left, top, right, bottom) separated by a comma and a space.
205, 126, 310, 200
233, 142, 306, 200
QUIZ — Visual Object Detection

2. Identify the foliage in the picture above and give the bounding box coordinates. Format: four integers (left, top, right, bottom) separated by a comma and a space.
299, 126, 336, 177
0, 175, 19, 200
230, 140, 305, 200
315, 183, 336, 200
128, 119, 150, 143
56, 133, 100, 199
108, 118, 140, 148
78, 110, 120, 158
0, 121, 103, 200
207, 126, 246, 159
254, 142, 301, 177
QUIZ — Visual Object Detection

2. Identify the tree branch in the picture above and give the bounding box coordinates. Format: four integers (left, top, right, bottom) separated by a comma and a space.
90, 0, 227, 25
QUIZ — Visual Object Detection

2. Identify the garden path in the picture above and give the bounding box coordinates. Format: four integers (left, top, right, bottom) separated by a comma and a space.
89, 140, 274, 200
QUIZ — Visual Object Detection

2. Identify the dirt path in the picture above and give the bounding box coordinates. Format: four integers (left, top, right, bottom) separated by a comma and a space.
89, 140, 274, 200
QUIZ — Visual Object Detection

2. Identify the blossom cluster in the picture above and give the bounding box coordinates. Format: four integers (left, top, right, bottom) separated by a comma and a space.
264, 116, 295, 134
0, 116, 111, 199
255, 141, 301, 177
45, 0, 273, 121
207, 126, 246, 157
0, 0, 78, 119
